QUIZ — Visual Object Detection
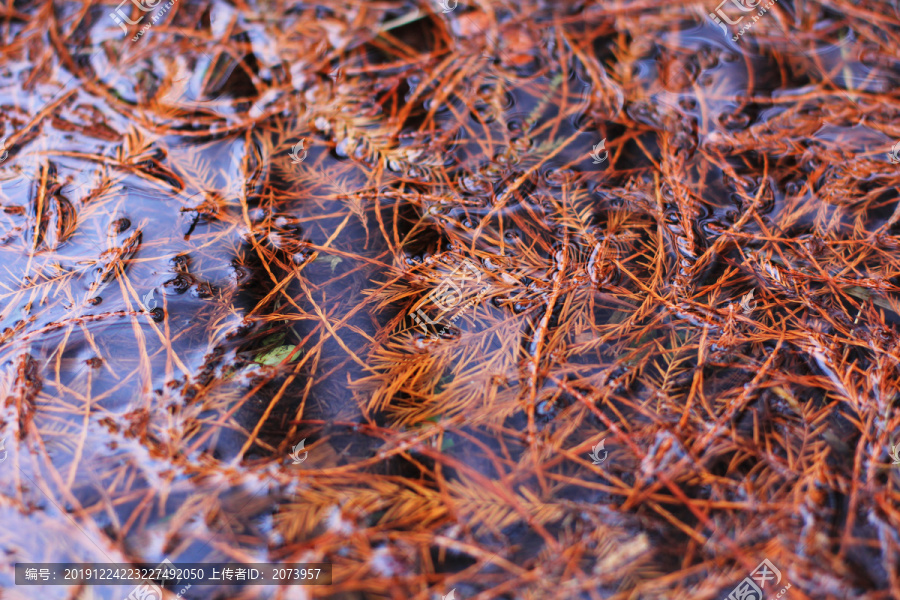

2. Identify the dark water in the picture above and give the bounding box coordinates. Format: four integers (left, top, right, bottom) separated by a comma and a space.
2, 0, 900, 598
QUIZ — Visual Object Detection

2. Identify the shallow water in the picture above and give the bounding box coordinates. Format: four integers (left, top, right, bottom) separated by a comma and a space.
2, 0, 900, 598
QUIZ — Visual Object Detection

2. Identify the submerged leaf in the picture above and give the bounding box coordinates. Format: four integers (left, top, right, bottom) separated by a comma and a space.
254, 345, 298, 365
313, 254, 343, 272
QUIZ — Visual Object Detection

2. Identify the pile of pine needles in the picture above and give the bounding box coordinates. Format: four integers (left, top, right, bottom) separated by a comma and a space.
1, 0, 900, 598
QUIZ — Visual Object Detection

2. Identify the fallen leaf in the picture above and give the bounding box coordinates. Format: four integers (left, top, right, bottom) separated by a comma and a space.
254, 344, 299, 365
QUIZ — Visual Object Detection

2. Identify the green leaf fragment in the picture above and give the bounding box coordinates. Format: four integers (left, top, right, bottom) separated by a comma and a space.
254, 344, 299, 365
313, 255, 343, 272
261, 332, 286, 345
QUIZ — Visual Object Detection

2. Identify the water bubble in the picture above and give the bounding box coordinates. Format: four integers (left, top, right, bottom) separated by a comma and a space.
460, 174, 492, 195
191, 284, 218, 300
718, 111, 750, 130
679, 97, 697, 111
107, 218, 131, 236
543, 168, 578, 188
164, 274, 194, 294
169, 254, 190, 270
536, 400, 554, 416
572, 111, 595, 131
784, 180, 803, 196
